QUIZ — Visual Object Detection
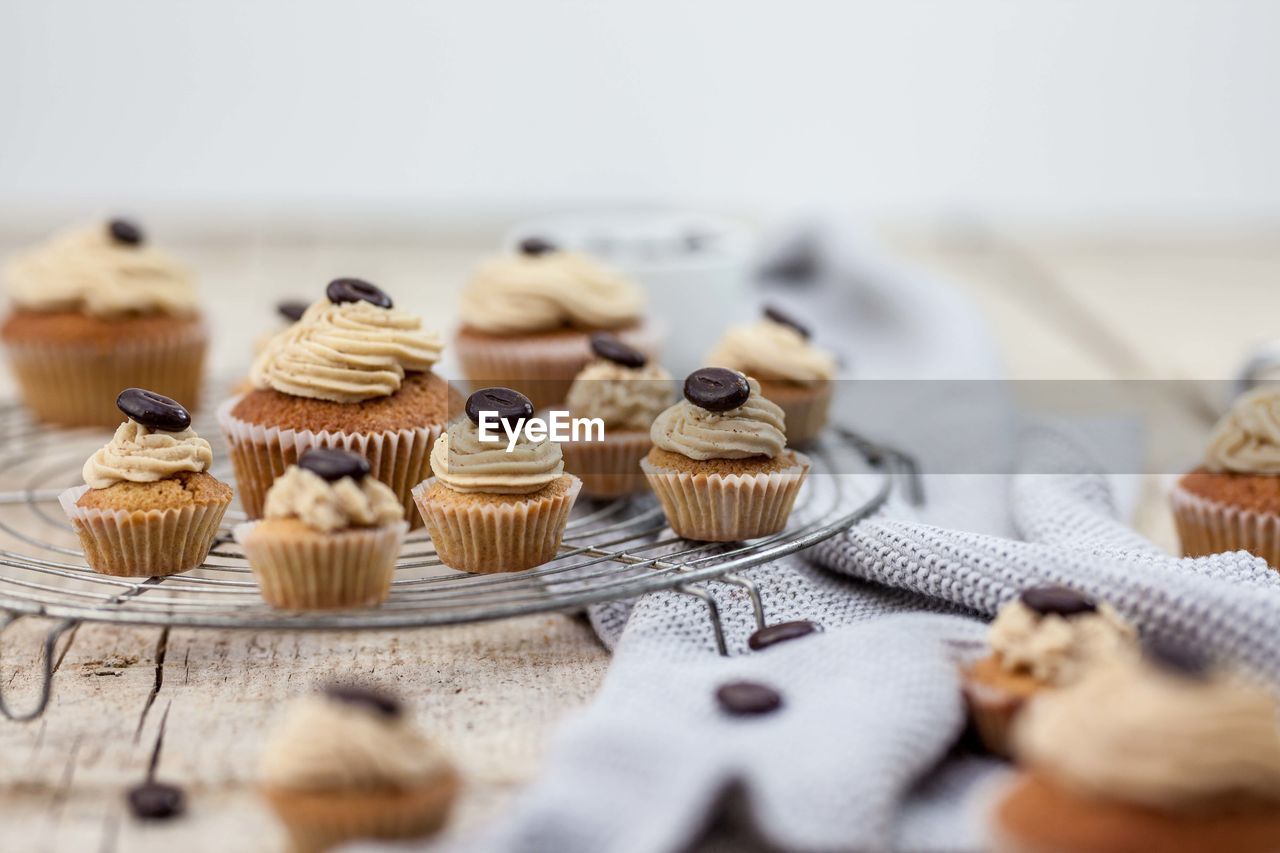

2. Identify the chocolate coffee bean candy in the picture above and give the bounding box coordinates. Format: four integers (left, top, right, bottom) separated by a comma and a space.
1019, 586, 1097, 618
276, 299, 309, 322
747, 620, 819, 651
518, 236, 558, 256
108, 218, 145, 247
590, 333, 647, 369
1145, 639, 1211, 680
763, 303, 811, 339
325, 277, 393, 309
715, 681, 783, 716
683, 367, 750, 412
298, 448, 371, 483
324, 684, 403, 718
116, 388, 191, 432
465, 387, 534, 430
127, 781, 185, 821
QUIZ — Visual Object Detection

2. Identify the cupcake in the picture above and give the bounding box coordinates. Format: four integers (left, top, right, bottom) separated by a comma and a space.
219, 278, 460, 527
558, 333, 676, 498
454, 237, 656, 409
706, 304, 837, 445
235, 448, 408, 609
58, 389, 232, 577
413, 387, 582, 573
1, 219, 207, 427
1172, 387, 1280, 568
990, 643, 1280, 852
260, 684, 459, 852
640, 368, 810, 541
962, 586, 1135, 756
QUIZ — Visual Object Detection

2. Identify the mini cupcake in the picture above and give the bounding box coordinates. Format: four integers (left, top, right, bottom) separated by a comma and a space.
413, 387, 581, 573
640, 368, 810, 541
1, 219, 207, 427
706, 304, 837, 445
1172, 387, 1280, 568
260, 684, 459, 852
558, 333, 676, 498
58, 389, 232, 577
454, 237, 656, 409
991, 643, 1280, 852
235, 448, 407, 609
962, 585, 1135, 756
219, 278, 460, 526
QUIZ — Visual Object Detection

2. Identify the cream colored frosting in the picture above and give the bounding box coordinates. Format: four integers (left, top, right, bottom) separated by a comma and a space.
259, 694, 449, 792
989, 599, 1136, 686
459, 251, 644, 334
1015, 657, 1280, 810
251, 299, 443, 403
5, 224, 197, 317
429, 418, 563, 495
263, 466, 403, 533
82, 419, 213, 489
564, 359, 675, 431
650, 377, 788, 460
707, 319, 837, 385
1205, 387, 1280, 475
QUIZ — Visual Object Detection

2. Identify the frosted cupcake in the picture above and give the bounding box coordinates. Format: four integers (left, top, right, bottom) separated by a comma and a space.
59, 389, 232, 577
236, 448, 407, 609
962, 585, 1136, 756
559, 333, 676, 498
413, 388, 581, 573
991, 643, 1280, 852
454, 237, 655, 409
260, 684, 459, 852
219, 278, 459, 526
706, 305, 837, 445
1172, 387, 1280, 568
1, 219, 207, 426
641, 368, 810, 541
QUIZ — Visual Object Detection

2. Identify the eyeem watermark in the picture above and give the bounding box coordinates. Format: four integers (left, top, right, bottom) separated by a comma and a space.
477, 410, 604, 452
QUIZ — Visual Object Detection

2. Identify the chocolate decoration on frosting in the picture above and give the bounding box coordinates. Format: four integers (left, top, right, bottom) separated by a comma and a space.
715, 681, 783, 716
465, 387, 534, 430
683, 367, 750, 412
127, 782, 185, 821
108, 218, 145, 247
1019, 585, 1098, 618
748, 620, 819, 651
115, 388, 191, 432
589, 333, 647, 369
298, 448, 371, 483
518, 236, 558, 256
325, 277, 393, 309
763, 303, 811, 339
324, 684, 403, 718
276, 299, 309, 322
1146, 639, 1212, 680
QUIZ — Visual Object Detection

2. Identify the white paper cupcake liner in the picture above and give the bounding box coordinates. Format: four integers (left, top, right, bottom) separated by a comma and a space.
1170, 483, 1280, 568
761, 380, 833, 447
559, 430, 652, 498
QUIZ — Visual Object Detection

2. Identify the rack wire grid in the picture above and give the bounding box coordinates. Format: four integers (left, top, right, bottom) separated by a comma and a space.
0, 393, 918, 721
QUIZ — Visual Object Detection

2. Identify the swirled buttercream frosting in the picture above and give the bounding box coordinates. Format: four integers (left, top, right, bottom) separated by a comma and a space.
707, 319, 837, 384
251, 299, 443, 403
988, 599, 1136, 686
82, 419, 213, 489
1206, 387, 1280, 475
564, 359, 675, 431
651, 377, 787, 460
430, 418, 564, 495
263, 466, 403, 533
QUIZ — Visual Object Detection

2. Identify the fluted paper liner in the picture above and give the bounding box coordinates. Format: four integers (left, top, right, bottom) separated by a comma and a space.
217, 395, 441, 529
5, 322, 207, 427
1171, 483, 1280, 569
961, 676, 1027, 758
59, 484, 230, 577
412, 476, 582, 573
640, 453, 810, 542
761, 380, 833, 447
560, 430, 652, 498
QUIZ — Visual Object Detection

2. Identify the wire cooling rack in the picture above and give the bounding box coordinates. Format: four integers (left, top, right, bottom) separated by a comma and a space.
0, 395, 917, 721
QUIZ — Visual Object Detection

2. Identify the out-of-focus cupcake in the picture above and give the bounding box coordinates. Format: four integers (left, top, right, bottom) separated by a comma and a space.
232, 299, 311, 396
558, 333, 676, 498
1, 219, 207, 426
706, 304, 837, 445
962, 585, 1136, 756
413, 388, 581, 573
260, 684, 459, 852
59, 389, 232, 577
236, 448, 407, 609
218, 278, 460, 527
1172, 387, 1280, 569
454, 237, 656, 410
640, 368, 809, 541
990, 643, 1280, 852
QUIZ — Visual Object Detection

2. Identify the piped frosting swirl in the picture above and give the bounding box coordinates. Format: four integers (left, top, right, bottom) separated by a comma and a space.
707, 319, 837, 385
1205, 387, 1280, 475
988, 599, 1136, 686
650, 377, 787, 460
430, 418, 564, 495
82, 419, 213, 489
564, 360, 675, 431
263, 466, 403, 533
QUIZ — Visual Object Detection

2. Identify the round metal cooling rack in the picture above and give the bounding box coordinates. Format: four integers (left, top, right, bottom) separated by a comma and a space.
0, 396, 918, 721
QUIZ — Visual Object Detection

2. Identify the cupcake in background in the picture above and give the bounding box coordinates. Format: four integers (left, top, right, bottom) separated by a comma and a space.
232, 299, 311, 396
1172, 387, 1280, 568
1, 219, 207, 427
962, 585, 1136, 756
260, 684, 459, 852
454, 237, 656, 409
706, 304, 837, 445
559, 333, 676, 498
236, 448, 407, 609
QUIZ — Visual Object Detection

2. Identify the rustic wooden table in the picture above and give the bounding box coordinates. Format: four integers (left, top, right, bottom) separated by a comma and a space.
2, 226, 1276, 851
